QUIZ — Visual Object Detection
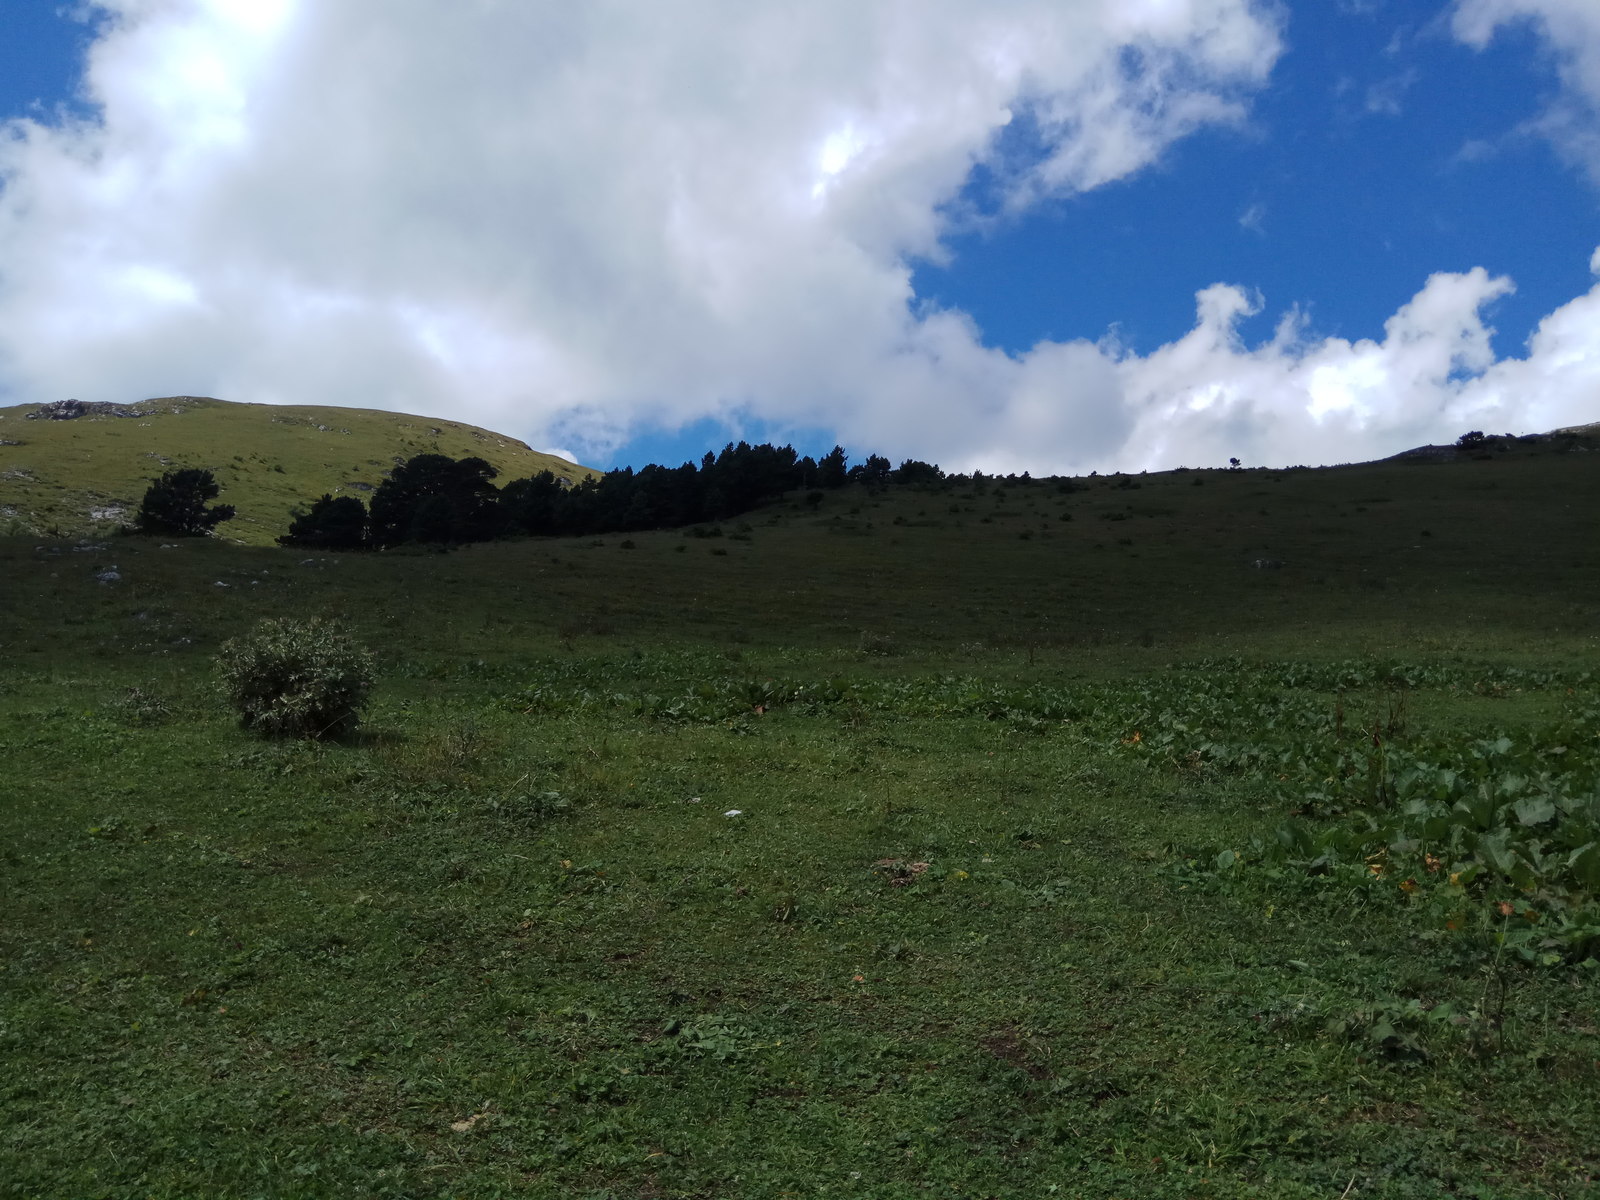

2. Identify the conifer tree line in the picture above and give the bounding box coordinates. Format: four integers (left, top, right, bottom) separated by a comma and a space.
279, 443, 947, 550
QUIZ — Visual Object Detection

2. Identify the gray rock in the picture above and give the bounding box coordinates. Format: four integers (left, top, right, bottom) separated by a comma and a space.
27, 398, 152, 421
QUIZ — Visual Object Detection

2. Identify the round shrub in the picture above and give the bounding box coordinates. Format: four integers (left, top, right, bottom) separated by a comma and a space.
216, 617, 375, 739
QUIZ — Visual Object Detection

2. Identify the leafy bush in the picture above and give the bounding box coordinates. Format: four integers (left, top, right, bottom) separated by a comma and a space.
216, 618, 376, 739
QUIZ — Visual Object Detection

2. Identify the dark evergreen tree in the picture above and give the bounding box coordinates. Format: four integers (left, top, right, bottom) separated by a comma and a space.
369, 454, 503, 546
501, 470, 568, 536
818, 445, 849, 488
702, 441, 800, 516
855, 454, 892, 486
895, 459, 944, 485
135, 468, 235, 536
279, 494, 370, 550
321, 440, 947, 548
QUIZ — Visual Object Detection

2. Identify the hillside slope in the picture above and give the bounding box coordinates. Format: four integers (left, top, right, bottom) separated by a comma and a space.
5, 442, 1598, 665
0, 396, 593, 545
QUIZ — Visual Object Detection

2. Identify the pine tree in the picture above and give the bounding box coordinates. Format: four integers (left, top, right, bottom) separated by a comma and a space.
135, 468, 235, 536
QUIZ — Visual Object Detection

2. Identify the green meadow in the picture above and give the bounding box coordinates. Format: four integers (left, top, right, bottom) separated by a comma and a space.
3, 442, 1600, 1198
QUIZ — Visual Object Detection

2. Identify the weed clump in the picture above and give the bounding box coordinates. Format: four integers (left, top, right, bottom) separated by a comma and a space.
215, 617, 375, 739
858, 630, 899, 657
114, 685, 173, 726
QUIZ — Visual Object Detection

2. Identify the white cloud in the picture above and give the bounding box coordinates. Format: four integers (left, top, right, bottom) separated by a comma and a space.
1452, 257, 1600, 431
1364, 67, 1419, 116
2, 1, 1598, 479
1113, 267, 1520, 469
0, 0, 1286, 469
950, 248, 1600, 475
1452, 0, 1600, 182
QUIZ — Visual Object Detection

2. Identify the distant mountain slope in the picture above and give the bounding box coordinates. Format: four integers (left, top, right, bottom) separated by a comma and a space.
1383, 425, 1600, 464
0, 396, 594, 545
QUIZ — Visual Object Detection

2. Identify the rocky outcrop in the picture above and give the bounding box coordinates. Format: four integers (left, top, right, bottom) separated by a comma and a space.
26, 399, 152, 420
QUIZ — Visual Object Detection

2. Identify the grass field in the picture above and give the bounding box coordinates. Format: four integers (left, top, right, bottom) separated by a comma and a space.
3, 448, 1600, 1198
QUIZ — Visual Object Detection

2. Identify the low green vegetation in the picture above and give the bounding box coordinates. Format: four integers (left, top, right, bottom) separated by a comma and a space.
3, 444, 1600, 1198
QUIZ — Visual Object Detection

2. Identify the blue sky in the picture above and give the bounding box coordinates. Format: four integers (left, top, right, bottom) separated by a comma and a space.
1, 1, 1597, 474
917, 1, 1595, 367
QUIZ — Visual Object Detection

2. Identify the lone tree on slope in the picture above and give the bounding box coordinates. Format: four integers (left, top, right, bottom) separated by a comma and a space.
135, 468, 236, 537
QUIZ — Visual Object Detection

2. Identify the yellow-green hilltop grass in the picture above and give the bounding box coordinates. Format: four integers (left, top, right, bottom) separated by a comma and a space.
0, 395, 594, 545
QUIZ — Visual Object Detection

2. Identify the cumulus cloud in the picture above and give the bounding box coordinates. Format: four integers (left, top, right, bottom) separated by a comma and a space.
1452, 0, 1600, 183
1, 1, 1597, 477
1111, 267, 1520, 470
0, 0, 1280, 463
961, 247, 1600, 475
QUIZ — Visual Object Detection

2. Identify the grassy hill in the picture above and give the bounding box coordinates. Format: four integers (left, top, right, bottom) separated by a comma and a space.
6, 436, 1598, 662
3, 436, 1600, 1198
0, 396, 593, 545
